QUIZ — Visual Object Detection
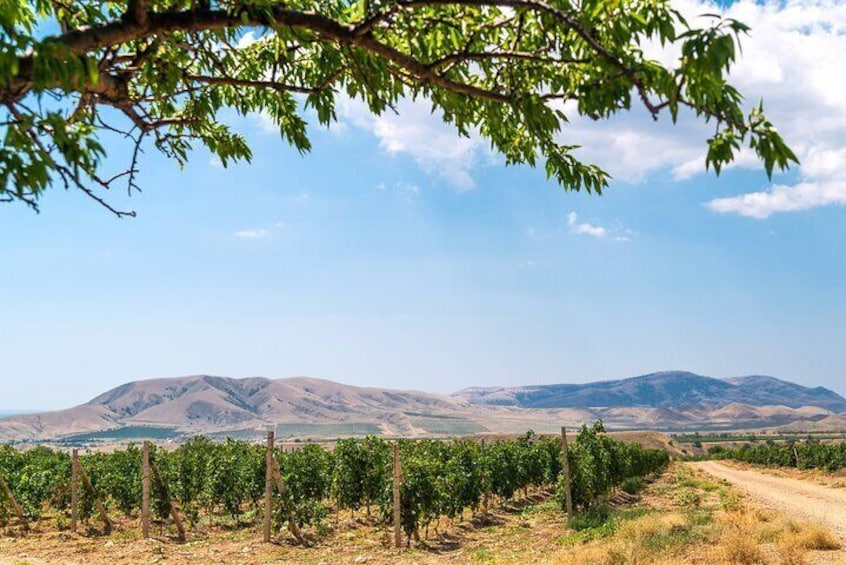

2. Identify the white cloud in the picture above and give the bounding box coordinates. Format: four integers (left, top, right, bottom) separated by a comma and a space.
374, 180, 422, 202
552, 101, 708, 184
551, 0, 846, 217
566, 212, 636, 241
567, 211, 608, 238
708, 179, 846, 218
237, 31, 260, 50
672, 148, 761, 182
692, 0, 846, 217
252, 111, 279, 135
707, 144, 846, 218
233, 229, 270, 239
321, 1, 846, 217
517, 259, 537, 269
338, 97, 483, 191
398, 182, 421, 202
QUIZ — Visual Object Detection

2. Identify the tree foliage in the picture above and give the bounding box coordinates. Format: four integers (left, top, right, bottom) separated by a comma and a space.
0, 0, 796, 215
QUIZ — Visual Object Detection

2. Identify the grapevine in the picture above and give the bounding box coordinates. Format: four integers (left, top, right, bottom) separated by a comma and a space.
0, 423, 668, 544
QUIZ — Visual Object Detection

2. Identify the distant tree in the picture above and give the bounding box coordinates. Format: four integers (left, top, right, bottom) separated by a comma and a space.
0, 0, 797, 215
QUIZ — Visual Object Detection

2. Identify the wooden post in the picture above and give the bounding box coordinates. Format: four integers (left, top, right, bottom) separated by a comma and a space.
75, 458, 113, 533
261, 429, 304, 545
141, 440, 151, 539
71, 449, 79, 533
0, 472, 27, 532
270, 458, 303, 543
481, 438, 489, 514
392, 442, 402, 549
263, 430, 273, 543
149, 460, 186, 541
561, 426, 573, 519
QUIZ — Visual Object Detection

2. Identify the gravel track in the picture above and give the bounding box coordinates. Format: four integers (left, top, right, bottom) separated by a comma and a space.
691, 460, 846, 541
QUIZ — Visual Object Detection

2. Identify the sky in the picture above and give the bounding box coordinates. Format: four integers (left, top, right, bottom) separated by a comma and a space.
1, 0, 845, 411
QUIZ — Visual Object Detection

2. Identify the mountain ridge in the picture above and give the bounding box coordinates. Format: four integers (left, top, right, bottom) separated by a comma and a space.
1, 371, 843, 442
453, 371, 846, 411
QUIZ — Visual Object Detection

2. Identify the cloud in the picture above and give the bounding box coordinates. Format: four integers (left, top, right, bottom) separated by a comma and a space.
551, 102, 709, 184
233, 229, 270, 239
708, 179, 846, 218
252, 111, 279, 135
254, 0, 844, 217
567, 212, 608, 238
375, 181, 422, 203
517, 259, 537, 270
706, 146, 846, 218
550, 0, 846, 217
237, 31, 259, 50
338, 97, 483, 191
690, 0, 846, 217
566, 212, 636, 241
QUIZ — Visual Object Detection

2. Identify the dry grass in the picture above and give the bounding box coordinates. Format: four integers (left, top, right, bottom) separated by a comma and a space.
553, 513, 692, 565
784, 524, 842, 551
549, 465, 843, 565
708, 502, 842, 564
717, 530, 766, 564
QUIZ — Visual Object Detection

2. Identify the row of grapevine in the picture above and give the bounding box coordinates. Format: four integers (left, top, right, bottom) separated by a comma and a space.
562, 422, 670, 509
0, 423, 669, 543
709, 441, 846, 472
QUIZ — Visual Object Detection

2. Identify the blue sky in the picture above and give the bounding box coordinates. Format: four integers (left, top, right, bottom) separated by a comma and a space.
2, 0, 845, 410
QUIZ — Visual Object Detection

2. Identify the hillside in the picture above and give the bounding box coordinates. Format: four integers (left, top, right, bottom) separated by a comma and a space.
1, 371, 844, 442
453, 371, 846, 411
0, 375, 474, 441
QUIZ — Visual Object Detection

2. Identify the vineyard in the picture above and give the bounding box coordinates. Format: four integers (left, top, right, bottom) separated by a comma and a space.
708, 441, 846, 472
0, 422, 668, 546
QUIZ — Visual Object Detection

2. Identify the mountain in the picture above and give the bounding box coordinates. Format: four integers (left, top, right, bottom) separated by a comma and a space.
1, 371, 844, 442
0, 375, 473, 442
724, 375, 846, 409
453, 370, 846, 412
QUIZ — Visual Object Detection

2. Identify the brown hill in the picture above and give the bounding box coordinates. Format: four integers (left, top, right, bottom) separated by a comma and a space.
0, 375, 471, 441
1, 374, 844, 443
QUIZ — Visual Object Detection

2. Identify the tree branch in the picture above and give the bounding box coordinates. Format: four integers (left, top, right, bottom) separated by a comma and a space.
184, 74, 324, 95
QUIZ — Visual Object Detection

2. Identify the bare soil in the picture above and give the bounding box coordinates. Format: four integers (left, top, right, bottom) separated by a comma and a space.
693, 460, 846, 564
0, 493, 568, 565
692, 461, 846, 541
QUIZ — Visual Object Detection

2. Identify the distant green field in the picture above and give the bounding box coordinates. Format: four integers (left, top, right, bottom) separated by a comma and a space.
403, 411, 466, 420
411, 418, 487, 435
62, 426, 181, 442
274, 422, 383, 437
203, 423, 384, 441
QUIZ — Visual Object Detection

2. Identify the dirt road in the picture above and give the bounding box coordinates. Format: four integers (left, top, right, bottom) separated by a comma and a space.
691, 461, 846, 540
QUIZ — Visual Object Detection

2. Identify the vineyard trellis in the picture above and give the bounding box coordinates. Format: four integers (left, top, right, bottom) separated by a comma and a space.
0, 422, 668, 547
0, 471, 26, 531
708, 440, 846, 472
